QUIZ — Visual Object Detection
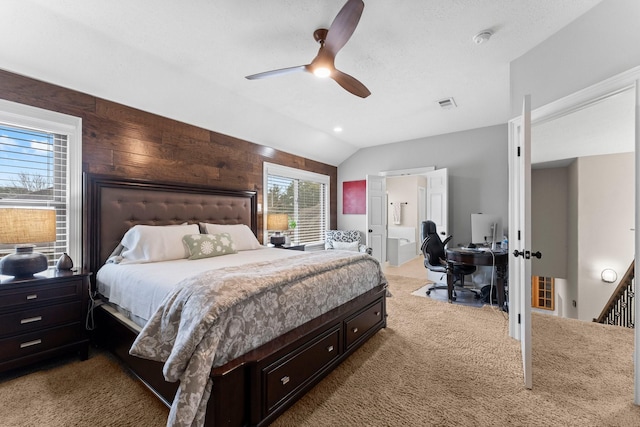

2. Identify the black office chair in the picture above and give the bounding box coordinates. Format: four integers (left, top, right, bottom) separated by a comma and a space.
420, 220, 477, 301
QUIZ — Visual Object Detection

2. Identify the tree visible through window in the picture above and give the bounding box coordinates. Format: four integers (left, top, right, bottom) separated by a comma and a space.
264, 163, 329, 246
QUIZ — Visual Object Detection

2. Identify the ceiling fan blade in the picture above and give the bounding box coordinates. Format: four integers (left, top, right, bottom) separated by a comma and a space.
245, 65, 308, 80
331, 69, 370, 98
324, 0, 364, 57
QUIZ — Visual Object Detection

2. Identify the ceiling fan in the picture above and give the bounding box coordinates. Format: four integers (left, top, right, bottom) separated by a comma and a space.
245, 0, 371, 98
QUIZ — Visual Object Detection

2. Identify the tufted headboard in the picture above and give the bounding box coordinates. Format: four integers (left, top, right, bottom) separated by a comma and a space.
83, 174, 257, 278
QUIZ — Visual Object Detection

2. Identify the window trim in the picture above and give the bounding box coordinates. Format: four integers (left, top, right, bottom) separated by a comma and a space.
263, 162, 330, 245
0, 99, 82, 268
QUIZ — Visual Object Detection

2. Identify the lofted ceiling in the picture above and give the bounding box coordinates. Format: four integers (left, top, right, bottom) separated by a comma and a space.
2, 0, 602, 166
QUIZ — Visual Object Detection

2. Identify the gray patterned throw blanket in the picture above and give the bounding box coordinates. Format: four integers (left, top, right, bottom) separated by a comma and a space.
129, 250, 386, 427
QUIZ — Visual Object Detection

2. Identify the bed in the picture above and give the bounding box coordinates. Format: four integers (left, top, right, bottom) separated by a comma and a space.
84, 174, 388, 427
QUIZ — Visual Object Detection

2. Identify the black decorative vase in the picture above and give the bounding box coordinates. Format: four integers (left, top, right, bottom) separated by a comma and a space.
0, 245, 48, 278
56, 253, 74, 271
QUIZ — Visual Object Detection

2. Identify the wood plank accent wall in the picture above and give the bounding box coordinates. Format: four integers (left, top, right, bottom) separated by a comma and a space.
0, 70, 338, 240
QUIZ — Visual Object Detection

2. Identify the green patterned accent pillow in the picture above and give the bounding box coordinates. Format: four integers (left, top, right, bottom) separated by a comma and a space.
182, 233, 237, 260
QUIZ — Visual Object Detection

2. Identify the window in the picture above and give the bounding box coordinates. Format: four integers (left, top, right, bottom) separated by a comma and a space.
532, 276, 554, 311
263, 163, 330, 247
0, 100, 82, 268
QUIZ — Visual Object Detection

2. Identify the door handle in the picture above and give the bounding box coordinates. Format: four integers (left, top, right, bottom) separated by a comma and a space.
368, 229, 373, 233
513, 250, 542, 259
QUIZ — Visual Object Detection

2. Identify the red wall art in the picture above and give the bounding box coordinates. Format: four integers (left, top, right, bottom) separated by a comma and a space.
343, 180, 366, 214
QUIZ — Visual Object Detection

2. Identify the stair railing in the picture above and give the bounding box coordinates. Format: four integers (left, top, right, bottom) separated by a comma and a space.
594, 260, 635, 328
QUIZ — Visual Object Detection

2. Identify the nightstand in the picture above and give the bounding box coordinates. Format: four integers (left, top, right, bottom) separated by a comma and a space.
0, 269, 90, 373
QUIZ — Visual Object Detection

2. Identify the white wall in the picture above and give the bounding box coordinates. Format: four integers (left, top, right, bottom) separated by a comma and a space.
576, 153, 635, 321
532, 154, 635, 321
510, 0, 640, 116
338, 124, 508, 246
386, 175, 419, 234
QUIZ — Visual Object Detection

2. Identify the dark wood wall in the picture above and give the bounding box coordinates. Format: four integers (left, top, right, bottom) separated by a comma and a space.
0, 70, 338, 239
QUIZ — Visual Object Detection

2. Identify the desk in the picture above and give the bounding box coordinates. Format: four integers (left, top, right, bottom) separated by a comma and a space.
445, 248, 508, 310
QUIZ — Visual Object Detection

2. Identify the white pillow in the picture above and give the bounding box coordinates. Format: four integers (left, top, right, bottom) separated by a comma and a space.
332, 241, 360, 252
120, 224, 200, 263
200, 223, 261, 251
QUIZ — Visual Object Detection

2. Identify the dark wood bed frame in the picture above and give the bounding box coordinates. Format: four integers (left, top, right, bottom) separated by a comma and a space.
84, 174, 387, 426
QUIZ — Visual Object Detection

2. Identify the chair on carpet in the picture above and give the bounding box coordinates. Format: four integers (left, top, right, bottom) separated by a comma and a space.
325, 230, 372, 255
420, 220, 478, 300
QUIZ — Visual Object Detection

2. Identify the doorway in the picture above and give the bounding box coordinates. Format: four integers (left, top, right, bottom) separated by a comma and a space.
508, 66, 639, 400
531, 87, 635, 322
372, 168, 447, 269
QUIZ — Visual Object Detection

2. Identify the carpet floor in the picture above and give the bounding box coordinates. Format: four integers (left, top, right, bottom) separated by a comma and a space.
1, 274, 638, 426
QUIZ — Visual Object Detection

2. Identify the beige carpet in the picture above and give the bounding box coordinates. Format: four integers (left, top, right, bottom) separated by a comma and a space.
0, 349, 168, 426
1, 275, 638, 426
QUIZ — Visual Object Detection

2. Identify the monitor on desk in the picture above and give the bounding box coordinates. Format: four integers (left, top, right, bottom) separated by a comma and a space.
471, 213, 503, 247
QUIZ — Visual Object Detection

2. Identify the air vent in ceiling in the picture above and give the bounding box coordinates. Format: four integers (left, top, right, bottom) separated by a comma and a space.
437, 97, 457, 109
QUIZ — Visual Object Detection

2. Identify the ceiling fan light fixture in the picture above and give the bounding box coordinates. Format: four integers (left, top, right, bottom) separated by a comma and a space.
245, 0, 370, 97
313, 67, 331, 78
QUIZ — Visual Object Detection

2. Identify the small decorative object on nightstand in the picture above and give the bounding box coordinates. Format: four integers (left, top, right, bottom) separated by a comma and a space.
0, 269, 91, 373
56, 253, 74, 271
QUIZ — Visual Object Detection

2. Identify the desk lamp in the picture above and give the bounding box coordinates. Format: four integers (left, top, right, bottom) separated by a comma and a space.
267, 213, 289, 247
0, 207, 56, 279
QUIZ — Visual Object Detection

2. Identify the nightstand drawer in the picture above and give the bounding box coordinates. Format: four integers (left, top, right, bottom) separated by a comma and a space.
0, 280, 82, 310
0, 323, 84, 362
0, 301, 82, 337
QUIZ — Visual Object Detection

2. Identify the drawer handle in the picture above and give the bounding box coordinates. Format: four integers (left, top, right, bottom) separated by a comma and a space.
374, 311, 380, 316
26, 294, 38, 300
352, 327, 359, 334
21, 316, 43, 324
327, 345, 334, 352
20, 339, 42, 348
281, 376, 290, 386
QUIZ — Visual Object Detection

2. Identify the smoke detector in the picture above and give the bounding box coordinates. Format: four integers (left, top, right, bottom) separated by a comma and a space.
472, 30, 493, 45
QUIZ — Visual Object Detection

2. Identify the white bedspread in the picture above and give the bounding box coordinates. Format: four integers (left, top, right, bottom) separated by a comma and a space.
96, 247, 304, 325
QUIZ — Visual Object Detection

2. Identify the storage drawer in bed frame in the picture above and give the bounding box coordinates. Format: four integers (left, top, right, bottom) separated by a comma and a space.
94, 284, 387, 427
263, 325, 341, 413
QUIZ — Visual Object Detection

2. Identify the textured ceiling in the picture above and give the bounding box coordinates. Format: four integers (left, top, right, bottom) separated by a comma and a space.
2, 0, 603, 165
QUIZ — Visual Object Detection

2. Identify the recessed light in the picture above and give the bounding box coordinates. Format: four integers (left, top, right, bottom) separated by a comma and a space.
333, 126, 343, 133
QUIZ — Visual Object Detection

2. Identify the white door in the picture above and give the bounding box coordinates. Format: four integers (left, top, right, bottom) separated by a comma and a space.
366, 175, 386, 264
418, 186, 426, 253
424, 168, 448, 283
635, 80, 640, 406
508, 70, 640, 400
425, 168, 448, 240
509, 95, 533, 389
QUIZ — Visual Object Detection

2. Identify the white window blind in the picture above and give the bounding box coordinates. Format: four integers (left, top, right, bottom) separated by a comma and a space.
264, 163, 329, 246
0, 125, 68, 266
0, 100, 82, 269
